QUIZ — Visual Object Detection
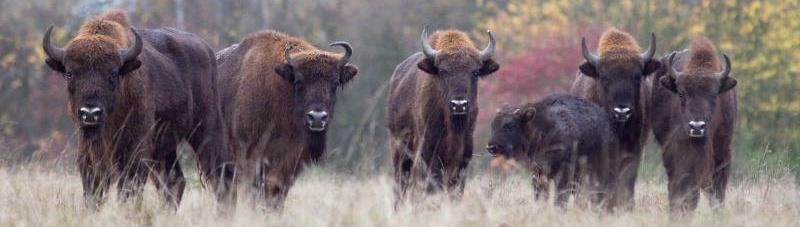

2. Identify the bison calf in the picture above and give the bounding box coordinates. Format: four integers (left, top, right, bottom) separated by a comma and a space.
487, 94, 620, 209
649, 38, 737, 213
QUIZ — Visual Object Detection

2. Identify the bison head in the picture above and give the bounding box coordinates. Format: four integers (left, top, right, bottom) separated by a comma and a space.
274, 42, 358, 132
660, 52, 736, 138
417, 26, 499, 121
487, 106, 535, 159
579, 33, 660, 122
43, 26, 143, 133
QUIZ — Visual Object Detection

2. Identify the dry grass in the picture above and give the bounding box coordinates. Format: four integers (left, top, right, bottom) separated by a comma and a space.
0, 165, 798, 227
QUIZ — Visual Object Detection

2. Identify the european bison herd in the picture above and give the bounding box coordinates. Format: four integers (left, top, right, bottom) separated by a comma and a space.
41, 10, 738, 213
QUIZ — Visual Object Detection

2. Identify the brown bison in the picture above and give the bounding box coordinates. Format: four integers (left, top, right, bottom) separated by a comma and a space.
649, 38, 737, 213
387, 26, 499, 201
571, 28, 660, 209
42, 10, 233, 206
486, 94, 619, 209
215, 31, 358, 208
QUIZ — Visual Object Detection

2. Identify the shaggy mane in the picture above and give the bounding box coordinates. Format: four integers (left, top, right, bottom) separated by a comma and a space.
430, 30, 476, 51
597, 28, 640, 62
684, 37, 721, 73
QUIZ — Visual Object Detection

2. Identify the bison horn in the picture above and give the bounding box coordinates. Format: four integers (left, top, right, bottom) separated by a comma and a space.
581, 37, 599, 66
640, 32, 656, 62
329, 41, 352, 69
284, 45, 295, 67
119, 28, 143, 63
478, 30, 496, 62
420, 25, 439, 61
667, 52, 679, 77
42, 25, 66, 62
718, 53, 732, 78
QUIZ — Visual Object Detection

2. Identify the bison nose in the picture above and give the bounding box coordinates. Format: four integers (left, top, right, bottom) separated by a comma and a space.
78, 105, 103, 126
306, 110, 329, 132
612, 105, 632, 122
688, 120, 706, 138
450, 98, 469, 115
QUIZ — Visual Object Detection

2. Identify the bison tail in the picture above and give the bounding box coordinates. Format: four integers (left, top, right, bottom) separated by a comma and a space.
100, 9, 131, 29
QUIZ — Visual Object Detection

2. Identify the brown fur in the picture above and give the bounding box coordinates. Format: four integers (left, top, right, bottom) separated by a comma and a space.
649, 37, 737, 213
44, 10, 232, 207
570, 28, 661, 210
387, 29, 499, 203
216, 30, 358, 208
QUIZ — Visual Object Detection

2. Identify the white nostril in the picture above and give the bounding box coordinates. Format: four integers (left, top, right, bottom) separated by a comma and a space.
689, 121, 706, 128
451, 99, 468, 105
613, 107, 631, 113
307, 110, 328, 120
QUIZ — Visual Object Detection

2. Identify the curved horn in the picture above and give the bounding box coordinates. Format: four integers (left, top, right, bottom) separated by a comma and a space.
329, 41, 352, 69
581, 37, 599, 66
718, 53, 731, 78
668, 52, 679, 77
478, 30, 496, 62
42, 25, 66, 61
420, 25, 439, 60
283, 45, 295, 67
119, 28, 143, 62
640, 32, 656, 61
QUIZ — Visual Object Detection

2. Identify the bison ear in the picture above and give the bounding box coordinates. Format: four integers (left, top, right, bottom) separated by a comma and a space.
118, 59, 141, 76
521, 106, 537, 121
719, 77, 737, 94
477, 59, 500, 77
642, 59, 661, 76
274, 64, 295, 82
578, 62, 598, 78
659, 76, 678, 93
45, 58, 66, 73
417, 58, 438, 75
340, 64, 359, 85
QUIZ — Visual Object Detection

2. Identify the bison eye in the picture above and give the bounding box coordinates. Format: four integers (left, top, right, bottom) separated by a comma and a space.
63, 72, 73, 80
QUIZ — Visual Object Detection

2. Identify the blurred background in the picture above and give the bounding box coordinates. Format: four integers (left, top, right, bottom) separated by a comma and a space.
0, 0, 797, 181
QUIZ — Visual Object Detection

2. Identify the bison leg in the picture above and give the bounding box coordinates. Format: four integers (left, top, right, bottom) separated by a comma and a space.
78, 152, 111, 207
664, 149, 703, 213
532, 176, 549, 202
617, 148, 642, 210
189, 121, 236, 205
706, 146, 732, 209
554, 167, 576, 209
116, 158, 148, 205
151, 137, 186, 208
391, 135, 414, 206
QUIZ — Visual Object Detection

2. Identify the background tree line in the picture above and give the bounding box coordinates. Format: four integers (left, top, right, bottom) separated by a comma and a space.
0, 0, 797, 179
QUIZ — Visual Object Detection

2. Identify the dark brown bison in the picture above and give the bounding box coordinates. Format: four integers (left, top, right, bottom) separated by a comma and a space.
649, 38, 737, 213
387, 26, 499, 202
571, 28, 660, 209
215, 31, 358, 208
42, 10, 233, 206
486, 94, 619, 209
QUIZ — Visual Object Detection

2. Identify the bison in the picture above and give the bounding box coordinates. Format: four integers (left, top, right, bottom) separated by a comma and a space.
571, 28, 660, 209
649, 38, 737, 213
215, 31, 358, 208
486, 94, 620, 209
41, 10, 233, 206
387, 26, 499, 202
